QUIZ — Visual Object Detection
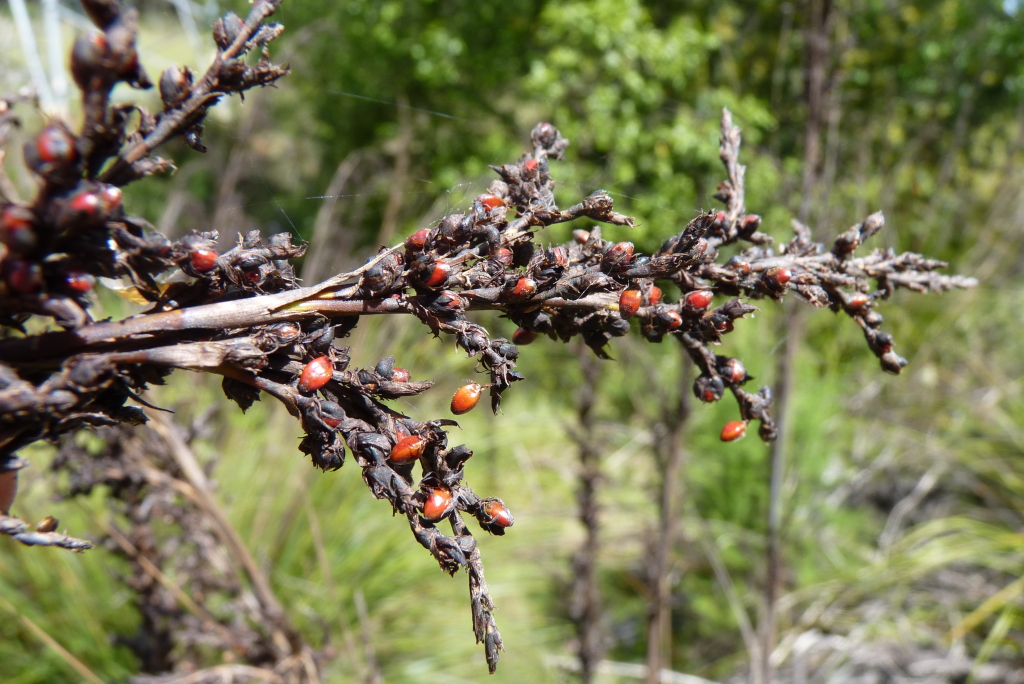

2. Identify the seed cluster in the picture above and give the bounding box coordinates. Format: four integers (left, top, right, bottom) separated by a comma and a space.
0, 0, 976, 675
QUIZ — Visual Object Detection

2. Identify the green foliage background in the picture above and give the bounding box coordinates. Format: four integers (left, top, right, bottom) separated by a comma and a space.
3, 0, 1024, 681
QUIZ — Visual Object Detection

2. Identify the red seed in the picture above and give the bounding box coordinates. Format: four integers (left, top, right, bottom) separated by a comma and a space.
742, 215, 762, 230
722, 358, 746, 383
763, 267, 792, 291
512, 328, 537, 345
494, 247, 514, 265
99, 185, 122, 212
438, 290, 463, 309
477, 193, 505, 211
424, 260, 450, 288
70, 190, 101, 216
648, 286, 662, 306
392, 367, 411, 382
847, 293, 869, 311
483, 500, 513, 527
618, 289, 642, 318
524, 158, 539, 173
714, 210, 728, 224
405, 229, 430, 251
511, 277, 536, 298
65, 269, 94, 292
605, 241, 634, 260
725, 256, 751, 274
297, 356, 334, 393
572, 229, 590, 244
322, 415, 341, 429
720, 421, 748, 442
421, 487, 452, 522
390, 435, 426, 464
0, 205, 37, 252
684, 290, 714, 311
451, 383, 483, 415
7, 260, 42, 294
35, 125, 77, 164
663, 310, 683, 330
190, 249, 218, 272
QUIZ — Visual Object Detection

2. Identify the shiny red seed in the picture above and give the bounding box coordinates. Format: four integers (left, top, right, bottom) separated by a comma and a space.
425, 261, 450, 288
390, 435, 425, 464
70, 191, 101, 216
720, 421, 748, 442
512, 277, 536, 298
684, 290, 714, 311
7, 260, 42, 294
451, 383, 483, 415
439, 290, 463, 308
405, 229, 430, 251
322, 415, 341, 429
99, 185, 122, 212
606, 241, 634, 260
848, 293, 869, 311
524, 158, 539, 173
512, 328, 537, 345
648, 286, 663, 306
763, 267, 792, 291
714, 210, 728, 224
297, 356, 334, 393
421, 487, 452, 522
493, 248, 514, 266
65, 269, 94, 292
664, 310, 683, 330
392, 367, 411, 382
742, 215, 762, 229
190, 249, 218, 272
722, 358, 746, 383
618, 289, 642, 318
0, 206, 36, 252
573, 229, 590, 244
483, 500, 513, 527
478, 193, 505, 211
36, 125, 77, 164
